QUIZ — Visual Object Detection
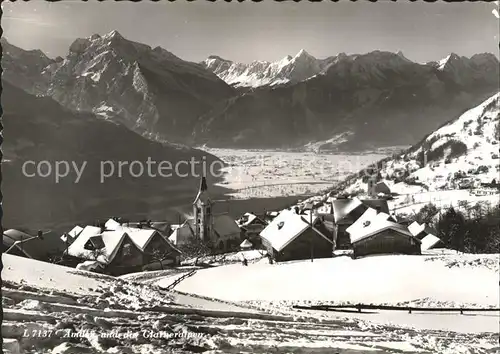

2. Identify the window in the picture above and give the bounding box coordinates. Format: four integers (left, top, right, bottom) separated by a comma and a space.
123, 243, 132, 257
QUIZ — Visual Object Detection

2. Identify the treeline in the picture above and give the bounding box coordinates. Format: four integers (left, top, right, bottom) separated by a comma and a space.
401, 203, 500, 254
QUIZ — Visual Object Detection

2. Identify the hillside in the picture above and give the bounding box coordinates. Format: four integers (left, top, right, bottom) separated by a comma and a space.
194, 51, 499, 150
2, 32, 236, 144
312, 92, 500, 216
2, 82, 225, 231
340, 93, 499, 192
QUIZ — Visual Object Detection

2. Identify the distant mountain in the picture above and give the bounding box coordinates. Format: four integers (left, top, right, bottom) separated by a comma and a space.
201, 49, 334, 88
1, 37, 56, 95
3, 35, 498, 152
431, 53, 500, 87
337, 92, 500, 194
2, 82, 224, 230
2, 32, 236, 144
194, 51, 499, 150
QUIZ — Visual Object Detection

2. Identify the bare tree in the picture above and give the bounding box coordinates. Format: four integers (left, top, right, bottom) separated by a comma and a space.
179, 236, 213, 265
147, 249, 178, 269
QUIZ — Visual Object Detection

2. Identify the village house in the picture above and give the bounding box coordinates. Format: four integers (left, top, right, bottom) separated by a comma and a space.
347, 210, 421, 258
331, 197, 391, 249
408, 221, 443, 251
60, 225, 84, 246
260, 209, 334, 262
237, 212, 268, 248
65, 221, 181, 275
3, 229, 66, 261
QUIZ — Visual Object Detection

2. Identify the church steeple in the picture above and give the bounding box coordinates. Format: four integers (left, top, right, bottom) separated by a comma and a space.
193, 175, 212, 242
193, 175, 210, 205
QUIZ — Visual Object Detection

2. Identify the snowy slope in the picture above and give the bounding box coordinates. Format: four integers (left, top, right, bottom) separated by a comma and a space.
157, 254, 499, 308
202, 49, 332, 88
3, 30, 235, 144
335, 92, 500, 211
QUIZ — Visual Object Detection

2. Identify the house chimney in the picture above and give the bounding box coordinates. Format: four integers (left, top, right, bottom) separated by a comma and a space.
367, 177, 377, 198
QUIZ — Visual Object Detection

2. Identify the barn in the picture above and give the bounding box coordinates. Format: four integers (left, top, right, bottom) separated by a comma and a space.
349, 217, 421, 258
408, 221, 443, 251
331, 197, 391, 249
237, 212, 268, 248
260, 209, 334, 262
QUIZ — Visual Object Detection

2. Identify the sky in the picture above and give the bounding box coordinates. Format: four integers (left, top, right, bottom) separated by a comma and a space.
2, 0, 499, 64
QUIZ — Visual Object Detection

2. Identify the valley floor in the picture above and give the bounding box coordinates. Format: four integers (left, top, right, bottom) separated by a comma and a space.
201, 148, 388, 199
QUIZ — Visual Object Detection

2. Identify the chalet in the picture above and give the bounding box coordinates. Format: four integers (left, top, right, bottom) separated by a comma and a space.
66, 226, 124, 264
408, 221, 443, 251
60, 225, 83, 245
3, 229, 66, 261
260, 209, 334, 262
348, 216, 421, 258
331, 197, 391, 249
237, 212, 267, 247
66, 223, 181, 274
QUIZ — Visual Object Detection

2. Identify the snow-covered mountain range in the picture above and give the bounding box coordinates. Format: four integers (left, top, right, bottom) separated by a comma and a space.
2, 31, 235, 144
203, 50, 499, 90
2, 31, 498, 151
201, 49, 334, 88
195, 50, 498, 149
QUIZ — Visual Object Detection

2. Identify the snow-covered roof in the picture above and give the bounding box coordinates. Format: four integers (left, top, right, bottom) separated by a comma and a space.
3, 229, 34, 242
240, 239, 253, 248
345, 208, 379, 236
69, 225, 83, 237
117, 227, 157, 251
421, 234, 442, 251
100, 231, 127, 262
260, 209, 319, 252
66, 226, 101, 258
105, 218, 121, 231
349, 217, 415, 244
67, 226, 126, 264
332, 197, 363, 223
408, 221, 437, 239
237, 213, 257, 227
168, 220, 195, 245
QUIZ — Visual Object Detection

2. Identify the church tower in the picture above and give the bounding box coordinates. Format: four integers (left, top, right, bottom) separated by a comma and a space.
193, 176, 213, 243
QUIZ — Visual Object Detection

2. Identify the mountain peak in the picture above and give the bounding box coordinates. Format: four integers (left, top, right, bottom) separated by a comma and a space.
294, 49, 315, 60
207, 55, 230, 62
105, 30, 124, 39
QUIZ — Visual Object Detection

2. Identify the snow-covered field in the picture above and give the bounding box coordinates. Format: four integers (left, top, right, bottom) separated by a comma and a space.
3, 253, 499, 354
202, 148, 388, 199
155, 253, 499, 309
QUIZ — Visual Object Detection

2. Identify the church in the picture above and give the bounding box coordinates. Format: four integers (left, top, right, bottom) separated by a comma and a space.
169, 176, 242, 251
